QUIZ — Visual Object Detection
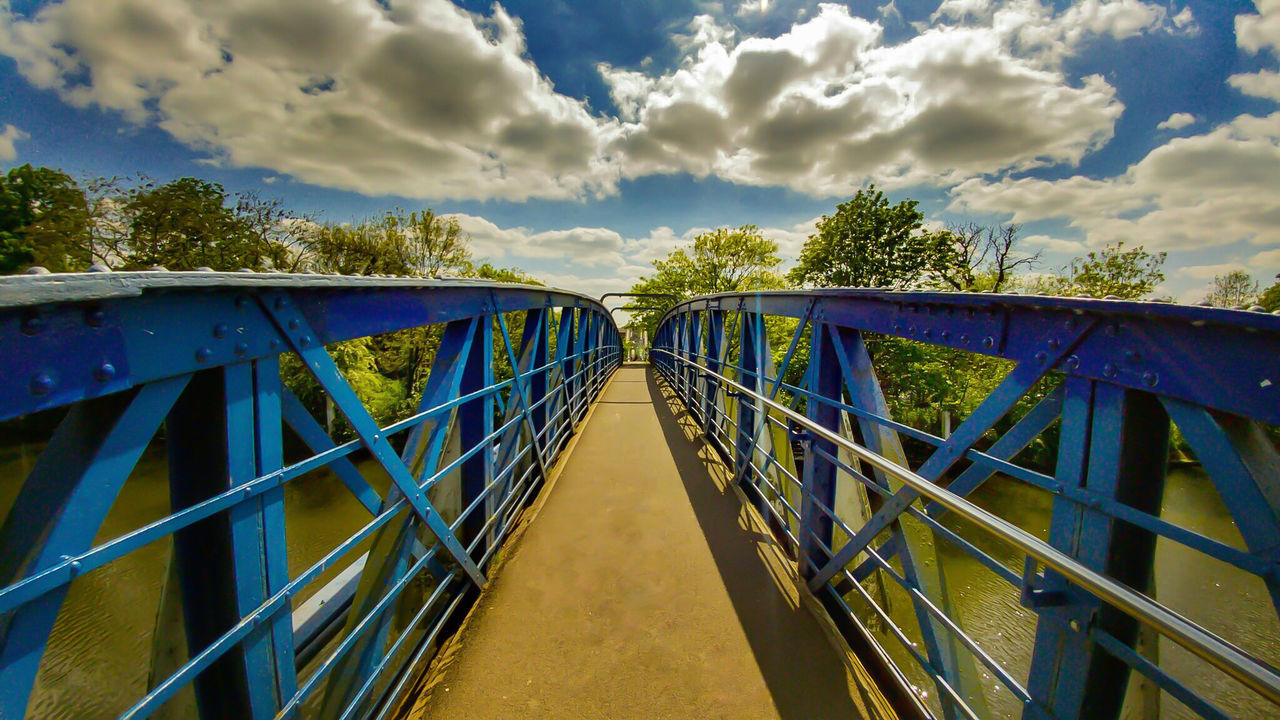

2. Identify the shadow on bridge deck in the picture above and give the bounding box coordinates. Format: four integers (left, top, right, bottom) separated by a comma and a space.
399, 365, 897, 720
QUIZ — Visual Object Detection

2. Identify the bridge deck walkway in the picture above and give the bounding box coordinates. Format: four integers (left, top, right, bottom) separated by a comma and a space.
400, 365, 896, 720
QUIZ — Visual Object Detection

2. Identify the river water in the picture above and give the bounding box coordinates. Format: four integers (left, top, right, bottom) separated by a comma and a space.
1, 440, 1276, 719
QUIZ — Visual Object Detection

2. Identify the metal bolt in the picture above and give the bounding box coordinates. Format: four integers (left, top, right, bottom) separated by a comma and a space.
235, 295, 249, 309
94, 363, 116, 382
960, 334, 970, 345
1124, 349, 1141, 364
196, 266, 214, 272
237, 268, 255, 273
30, 372, 55, 395
195, 347, 213, 363
234, 342, 248, 356
1034, 351, 1048, 364
1046, 338, 1059, 350
940, 330, 951, 341
892, 323, 902, 333
24, 266, 50, 275
1064, 318, 1075, 330
20, 312, 43, 335
982, 336, 994, 348
1249, 305, 1267, 313
300, 334, 312, 346
269, 339, 281, 350
288, 318, 300, 330
274, 296, 290, 310
1064, 356, 1080, 371
149, 265, 168, 272
88, 263, 112, 273
70, 560, 81, 573
1142, 372, 1159, 387
1103, 362, 1117, 377
922, 329, 932, 340
213, 323, 228, 338
908, 325, 916, 335
84, 306, 106, 327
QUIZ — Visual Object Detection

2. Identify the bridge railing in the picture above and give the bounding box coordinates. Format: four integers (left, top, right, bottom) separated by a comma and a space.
0, 271, 621, 720
651, 290, 1280, 720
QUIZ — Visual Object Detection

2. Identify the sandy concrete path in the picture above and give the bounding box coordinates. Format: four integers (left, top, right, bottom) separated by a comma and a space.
403, 365, 895, 720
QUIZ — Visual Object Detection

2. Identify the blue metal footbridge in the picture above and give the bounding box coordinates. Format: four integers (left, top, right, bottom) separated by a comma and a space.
0, 271, 1278, 720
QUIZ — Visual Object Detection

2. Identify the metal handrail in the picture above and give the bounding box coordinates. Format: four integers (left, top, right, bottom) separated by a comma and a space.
651, 347, 1280, 707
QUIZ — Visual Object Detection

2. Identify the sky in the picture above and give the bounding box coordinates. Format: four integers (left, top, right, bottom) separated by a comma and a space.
1, 0, 1278, 305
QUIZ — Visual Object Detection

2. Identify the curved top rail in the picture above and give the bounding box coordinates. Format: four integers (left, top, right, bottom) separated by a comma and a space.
0, 270, 606, 309
0, 271, 619, 424
656, 288, 1280, 426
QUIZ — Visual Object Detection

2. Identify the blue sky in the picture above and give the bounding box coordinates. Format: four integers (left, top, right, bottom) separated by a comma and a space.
1, 0, 1278, 302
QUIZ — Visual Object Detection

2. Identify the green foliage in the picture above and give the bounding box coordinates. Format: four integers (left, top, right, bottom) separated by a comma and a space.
1204, 270, 1260, 308
278, 338, 407, 441
300, 209, 471, 277
788, 185, 957, 289
1054, 241, 1166, 299
473, 262, 543, 285
628, 225, 782, 333
1260, 275, 1280, 312
0, 164, 92, 272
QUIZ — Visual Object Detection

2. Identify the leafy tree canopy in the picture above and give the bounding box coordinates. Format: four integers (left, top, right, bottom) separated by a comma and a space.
1204, 270, 1260, 308
788, 185, 957, 289
1054, 241, 1166, 299
0, 164, 91, 273
627, 225, 783, 332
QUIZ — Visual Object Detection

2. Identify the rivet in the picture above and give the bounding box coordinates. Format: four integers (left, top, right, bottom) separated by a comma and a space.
238, 267, 255, 273
1125, 349, 1141, 364
960, 334, 970, 345
1046, 338, 1059, 350
69, 560, 81, 573
29, 372, 55, 395
907, 325, 916, 335
1034, 351, 1048, 364
268, 339, 281, 350
234, 342, 249, 356
982, 336, 994, 348
1105, 324, 1118, 337
243, 487, 253, 498
20, 312, 43, 335
235, 295, 249, 309
892, 323, 902, 333
1065, 356, 1080, 371
88, 263, 112, 273
1064, 318, 1075, 330
94, 363, 116, 382
23, 266, 50, 275
85, 306, 106, 327
149, 265, 168, 272
196, 266, 214, 272
274, 296, 290, 310
1142, 372, 1158, 387
195, 347, 213, 363
1103, 362, 1117, 377
1249, 305, 1266, 313
922, 329, 932, 340
213, 323, 228, 338
940, 330, 951, 341
300, 335, 312, 346
288, 319, 300, 330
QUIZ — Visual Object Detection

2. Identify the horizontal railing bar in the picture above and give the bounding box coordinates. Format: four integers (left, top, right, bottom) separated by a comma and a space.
652, 348, 1280, 707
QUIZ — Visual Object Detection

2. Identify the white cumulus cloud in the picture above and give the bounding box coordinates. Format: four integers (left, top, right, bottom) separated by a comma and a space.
0, 124, 25, 161
1157, 112, 1195, 130
0, 0, 618, 201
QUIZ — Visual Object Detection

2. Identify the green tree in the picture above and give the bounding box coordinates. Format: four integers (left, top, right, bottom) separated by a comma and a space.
1055, 241, 1166, 299
1260, 275, 1280, 312
789, 185, 956, 289
300, 209, 472, 277
123, 177, 292, 271
472, 262, 543, 285
0, 164, 92, 273
1204, 270, 1260, 308
628, 225, 783, 333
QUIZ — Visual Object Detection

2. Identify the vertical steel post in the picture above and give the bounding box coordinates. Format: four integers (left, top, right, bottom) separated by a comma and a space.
800, 323, 842, 579
703, 310, 725, 438
1024, 380, 1170, 720
458, 316, 495, 560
